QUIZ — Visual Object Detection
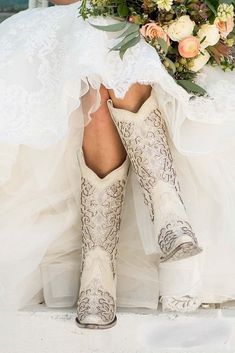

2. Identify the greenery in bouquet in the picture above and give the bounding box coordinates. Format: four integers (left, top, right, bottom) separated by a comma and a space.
79, 0, 235, 94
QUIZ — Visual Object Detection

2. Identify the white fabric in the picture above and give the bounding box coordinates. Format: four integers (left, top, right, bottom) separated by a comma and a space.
0, 2, 235, 324
28, 0, 49, 8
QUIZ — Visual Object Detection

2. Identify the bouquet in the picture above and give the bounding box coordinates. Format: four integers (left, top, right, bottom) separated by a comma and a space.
79, 0, 235, 95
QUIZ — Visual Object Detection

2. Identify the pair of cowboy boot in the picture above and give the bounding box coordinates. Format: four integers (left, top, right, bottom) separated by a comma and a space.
75, 89, 203, 329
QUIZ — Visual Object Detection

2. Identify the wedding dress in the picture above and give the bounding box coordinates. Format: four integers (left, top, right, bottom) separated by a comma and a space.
0, 1, 235, 325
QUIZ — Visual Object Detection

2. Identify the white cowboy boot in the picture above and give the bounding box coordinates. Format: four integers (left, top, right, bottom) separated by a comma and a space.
75, 151, 130, 329
107, 90, 203, 263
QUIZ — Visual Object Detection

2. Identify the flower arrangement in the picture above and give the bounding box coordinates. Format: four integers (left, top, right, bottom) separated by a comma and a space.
79, 0, 235, 94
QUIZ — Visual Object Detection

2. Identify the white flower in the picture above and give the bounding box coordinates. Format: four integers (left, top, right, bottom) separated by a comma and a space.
197, 24, 220, 49
217, 3, 234, 21
156, 0, 173, 11
167, 15, 195, 42
189, 51, 210, 72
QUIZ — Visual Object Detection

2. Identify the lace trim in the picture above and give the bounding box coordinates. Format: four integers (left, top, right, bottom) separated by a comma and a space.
187, 66, 235, 123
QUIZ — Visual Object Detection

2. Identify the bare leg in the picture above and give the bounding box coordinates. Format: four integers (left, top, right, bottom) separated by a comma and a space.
82, 85, 126, 178
82, 83, 152, 179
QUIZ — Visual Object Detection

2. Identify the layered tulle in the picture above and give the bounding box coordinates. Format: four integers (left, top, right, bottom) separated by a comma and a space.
0, 1, 235, 326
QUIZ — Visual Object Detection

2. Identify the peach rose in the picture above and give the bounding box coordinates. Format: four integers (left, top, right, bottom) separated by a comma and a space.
178, 36, 200, 58
140, 23, 170, 45
215, 17, 234, 38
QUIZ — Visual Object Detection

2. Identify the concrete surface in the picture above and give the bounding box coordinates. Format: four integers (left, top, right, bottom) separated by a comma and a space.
2, 304, 235, 353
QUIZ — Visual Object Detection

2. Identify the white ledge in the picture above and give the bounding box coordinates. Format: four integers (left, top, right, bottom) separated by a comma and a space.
2, 304, 234, 353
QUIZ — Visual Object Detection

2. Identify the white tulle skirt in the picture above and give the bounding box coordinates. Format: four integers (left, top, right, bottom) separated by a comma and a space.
0, 1, 235, 318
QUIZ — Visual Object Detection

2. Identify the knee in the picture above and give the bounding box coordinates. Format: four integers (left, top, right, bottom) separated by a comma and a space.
89, 85, 113, 130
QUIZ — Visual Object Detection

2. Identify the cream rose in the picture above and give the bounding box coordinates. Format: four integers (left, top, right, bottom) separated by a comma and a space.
167, 15, 195, 42
140, 23, 170, 45
197, 24, 220, 49
214, 17, 234, 38
189, 51, 210, 72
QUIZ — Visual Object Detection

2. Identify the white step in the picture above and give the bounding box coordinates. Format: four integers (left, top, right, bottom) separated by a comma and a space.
3, 304, 235, 353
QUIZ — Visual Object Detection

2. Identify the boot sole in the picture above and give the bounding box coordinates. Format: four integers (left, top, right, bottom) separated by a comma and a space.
75, 316, 117, 330
160, 242, 203, 263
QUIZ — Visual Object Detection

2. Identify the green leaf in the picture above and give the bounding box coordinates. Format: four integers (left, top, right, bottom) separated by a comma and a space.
177, 80, 207, 95
116, 23, 140, 38
204, 0, 217, 16
200, 36, 206, 44
117, 3, 129, 17
167, 45, 178, 55
119, 35, 140, 59
157, 38, 168, 55
219, 0, 233, 3
110, 32, 140, 51
89, 21, 128, 32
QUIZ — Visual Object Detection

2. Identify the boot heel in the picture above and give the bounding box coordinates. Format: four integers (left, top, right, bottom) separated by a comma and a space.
75, 316, 117, 329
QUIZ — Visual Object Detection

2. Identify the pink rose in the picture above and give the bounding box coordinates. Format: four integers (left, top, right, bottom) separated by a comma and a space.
140, 23, 170, 45
215, 17, 234, 39
178, 36, 200, 58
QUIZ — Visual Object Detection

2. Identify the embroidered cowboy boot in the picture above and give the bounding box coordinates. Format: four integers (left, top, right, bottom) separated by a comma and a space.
107, 90, 203, 263
75, 151, 130, 329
